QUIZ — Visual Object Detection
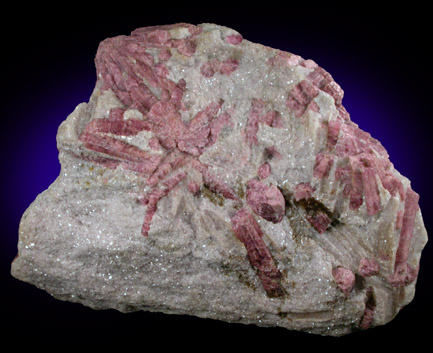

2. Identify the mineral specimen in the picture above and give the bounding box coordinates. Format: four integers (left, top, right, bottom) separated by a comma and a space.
11, 23, 428, 336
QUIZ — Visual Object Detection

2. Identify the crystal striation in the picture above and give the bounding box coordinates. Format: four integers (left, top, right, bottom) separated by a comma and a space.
11, 23, 428, 336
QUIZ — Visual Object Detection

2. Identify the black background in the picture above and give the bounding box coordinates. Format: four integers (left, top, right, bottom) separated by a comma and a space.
2, 7, 432, 349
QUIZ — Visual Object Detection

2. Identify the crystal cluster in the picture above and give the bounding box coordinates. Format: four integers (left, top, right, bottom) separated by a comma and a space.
11, 23, 428, 336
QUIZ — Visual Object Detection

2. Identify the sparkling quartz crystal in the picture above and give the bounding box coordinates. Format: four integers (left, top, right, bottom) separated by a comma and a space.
11, 23, 428, 336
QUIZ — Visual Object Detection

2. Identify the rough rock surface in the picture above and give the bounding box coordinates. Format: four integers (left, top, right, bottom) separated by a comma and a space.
11, 23, 428, 336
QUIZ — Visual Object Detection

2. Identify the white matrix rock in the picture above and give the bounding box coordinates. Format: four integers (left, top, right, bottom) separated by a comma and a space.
11, 23, 428, 336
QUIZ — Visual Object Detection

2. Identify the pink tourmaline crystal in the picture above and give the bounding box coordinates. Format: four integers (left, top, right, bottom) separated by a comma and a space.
332, 267, 356, 297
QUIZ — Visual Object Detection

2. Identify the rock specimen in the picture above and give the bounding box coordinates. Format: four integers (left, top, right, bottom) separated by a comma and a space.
11, 23, 428, 336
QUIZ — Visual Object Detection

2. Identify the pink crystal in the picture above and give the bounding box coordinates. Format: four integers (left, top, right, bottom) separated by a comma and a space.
257, 163, 271, 180
140, 172, 186, 237
313, 152, 334, 179
287, 80, 319, 118
246, 179, 285, 223
246, 98, 283, 146
332, 267, 355, 297
388, 187, 420, 286
359, 288, 376, 330
225, 33, 243, 45
306, 212, 331, 234
231, 208, 284, 297
200, 58, 238, 78
359, 258, 380, 277
294, 182, 315, 202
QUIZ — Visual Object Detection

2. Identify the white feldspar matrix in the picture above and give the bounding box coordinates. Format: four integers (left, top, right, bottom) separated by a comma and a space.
11, 23, 428, 336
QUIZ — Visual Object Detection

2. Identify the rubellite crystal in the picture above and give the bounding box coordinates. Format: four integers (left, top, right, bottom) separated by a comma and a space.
11, 23, 428, 336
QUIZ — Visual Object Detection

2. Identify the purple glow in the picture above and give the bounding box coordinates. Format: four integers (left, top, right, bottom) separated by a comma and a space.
3, 72, 95, 261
